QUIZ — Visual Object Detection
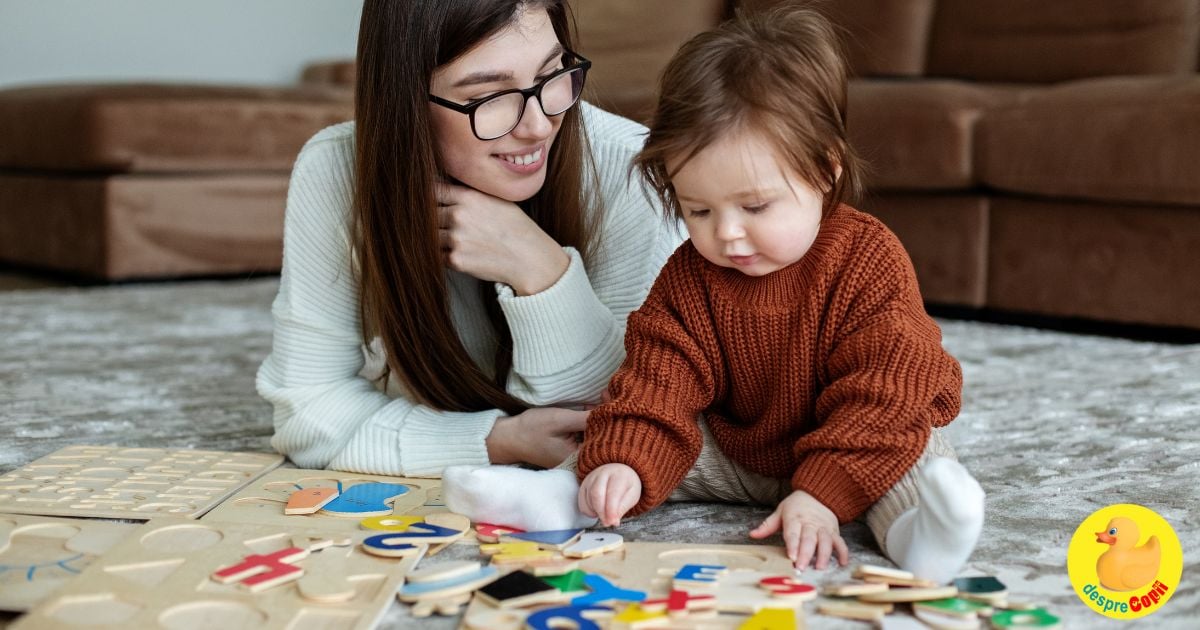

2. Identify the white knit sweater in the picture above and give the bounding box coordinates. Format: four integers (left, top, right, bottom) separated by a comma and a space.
257, 103, 683, 476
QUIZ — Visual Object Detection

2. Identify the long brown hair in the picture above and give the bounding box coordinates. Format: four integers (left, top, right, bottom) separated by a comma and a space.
353, 0, 598, 415
634, 5, 863, 219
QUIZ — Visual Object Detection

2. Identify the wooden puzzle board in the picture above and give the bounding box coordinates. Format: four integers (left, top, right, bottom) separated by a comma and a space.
0, 513, 138, 612
201, 468, 447, 532
459, 541, 807, 629
0, 446, 283, 520
12, 517, 424, 630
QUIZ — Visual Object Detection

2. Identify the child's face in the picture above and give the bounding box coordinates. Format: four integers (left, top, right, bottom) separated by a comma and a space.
669, 129, 824, 277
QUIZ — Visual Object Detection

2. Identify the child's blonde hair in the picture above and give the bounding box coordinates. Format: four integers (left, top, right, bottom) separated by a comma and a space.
634, 5, 863, 219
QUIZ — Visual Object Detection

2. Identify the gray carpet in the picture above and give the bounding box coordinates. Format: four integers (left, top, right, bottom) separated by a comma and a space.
1, 278, 1197, 628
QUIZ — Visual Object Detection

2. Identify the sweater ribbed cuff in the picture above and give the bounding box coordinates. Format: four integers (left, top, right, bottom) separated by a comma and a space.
497, 247, 613, 377
328, 400, 500, 478
577, 418, 699, 516
791, 456, 873, 523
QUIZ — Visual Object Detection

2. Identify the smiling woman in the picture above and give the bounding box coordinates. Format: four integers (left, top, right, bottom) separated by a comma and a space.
255, 0, 683, 477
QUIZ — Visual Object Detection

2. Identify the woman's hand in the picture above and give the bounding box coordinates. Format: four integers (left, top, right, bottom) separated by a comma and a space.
436, 182, 570, 295
486, 407, 587, 469
750, 490, 850, 571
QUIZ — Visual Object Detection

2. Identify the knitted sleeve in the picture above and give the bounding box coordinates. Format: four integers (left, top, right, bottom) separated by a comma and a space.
576, 249, 718, 515
791, 229, 963, 523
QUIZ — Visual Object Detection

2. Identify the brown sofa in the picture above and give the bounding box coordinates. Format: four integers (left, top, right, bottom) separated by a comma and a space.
3, 0, 1198, 331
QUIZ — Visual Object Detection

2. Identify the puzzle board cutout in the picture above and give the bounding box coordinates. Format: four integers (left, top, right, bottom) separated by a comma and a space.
0, 446, 283, 520
12, 517, 424, 630
459, 541, 808, 630
0, 513, 138, 612
201, 468, 448, 532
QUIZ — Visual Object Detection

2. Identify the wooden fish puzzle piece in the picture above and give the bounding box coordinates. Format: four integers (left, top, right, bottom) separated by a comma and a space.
989, 608, 1061, 629
822, 580, 889, 596
524, 605, 613, 630
815, 598, 893, 621
858, 585, 958, 603
476, 522, 524, 543
476, 570, 564, 608
360, 515, 424, 532
320, 482, 411, 517
211, 546, 309, 592
758, 576, 817, 601
397, 564, 499, 603
915, 597, 994, 618
738, 607, 798, 629
914, 607, 982, 630
563, 532, 624, 558
640, 589, 717, 616
410, 592, 472, 617
407, 560, 482, 584
571, 573, 647, 606
284, 487, 339, 515
671, 563, 728, 589
502, 528, 585, 550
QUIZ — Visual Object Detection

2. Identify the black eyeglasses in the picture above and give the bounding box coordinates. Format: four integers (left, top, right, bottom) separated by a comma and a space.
430, 52, 591, 141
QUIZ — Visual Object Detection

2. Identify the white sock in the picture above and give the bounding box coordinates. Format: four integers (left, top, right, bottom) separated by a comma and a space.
442, 465, 598, 532
885, 457, 985, 584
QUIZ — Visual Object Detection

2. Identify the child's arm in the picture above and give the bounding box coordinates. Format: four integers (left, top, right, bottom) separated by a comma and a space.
750, 489, 849, 571
578, 463, 642, 527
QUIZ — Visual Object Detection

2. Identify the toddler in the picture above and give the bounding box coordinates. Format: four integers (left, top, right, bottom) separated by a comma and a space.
445, 6, 984, 583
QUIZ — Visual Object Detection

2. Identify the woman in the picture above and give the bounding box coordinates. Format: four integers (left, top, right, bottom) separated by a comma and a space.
257, 0, 681, 475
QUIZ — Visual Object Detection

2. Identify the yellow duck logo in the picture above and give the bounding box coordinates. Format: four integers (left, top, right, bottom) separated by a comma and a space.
1095, 516, 1160, 591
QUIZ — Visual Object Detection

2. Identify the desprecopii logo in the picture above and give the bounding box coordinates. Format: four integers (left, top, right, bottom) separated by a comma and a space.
1066, 504, 1182, 620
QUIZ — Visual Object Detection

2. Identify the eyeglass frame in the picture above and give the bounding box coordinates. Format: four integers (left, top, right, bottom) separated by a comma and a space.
429, 51, 592, 141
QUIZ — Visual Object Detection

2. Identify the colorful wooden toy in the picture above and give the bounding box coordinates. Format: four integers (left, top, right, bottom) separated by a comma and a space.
640, 589, 716, 616
611, 603, 668, 628
396, 565, 500, 603
319, 482, 411, 517
571, 573, 647, 606
954, 575, 1008, 603
858, 585, 959, 603
757, 576, 817, 601
360, 534, 422, 558
364, 521, 463, 546
210, 546, 309, 592
563, 532, 624, 558
738, 607, 798, 629
284, 487, 339, 515
990, 608, 1061, 629
476, 570, 564, 608
543, 569, 590, 595
359, 515, 424, 532
524, 605, 612, 630
672, 563, 728, 588
502, 528, 585, 550
475, 522, 525, 543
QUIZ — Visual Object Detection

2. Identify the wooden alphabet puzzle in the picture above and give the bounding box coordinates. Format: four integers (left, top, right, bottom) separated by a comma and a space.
200, 468, 446, 531
11, 517, 423, 630
0, 513, 137, 611
0, 446, 282, 519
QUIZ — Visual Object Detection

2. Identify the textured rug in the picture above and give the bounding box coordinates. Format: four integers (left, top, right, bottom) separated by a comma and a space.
1, 278, 1197, 628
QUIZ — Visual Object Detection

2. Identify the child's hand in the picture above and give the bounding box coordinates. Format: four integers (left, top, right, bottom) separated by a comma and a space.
749, 490, 849, 571
578, 463, 641, 527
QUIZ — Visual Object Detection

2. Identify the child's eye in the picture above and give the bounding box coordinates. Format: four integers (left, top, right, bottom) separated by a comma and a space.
686, 208, 710, 218
744, 203, 769, 213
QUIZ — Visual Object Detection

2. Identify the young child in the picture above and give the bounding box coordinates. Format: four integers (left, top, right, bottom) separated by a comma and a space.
445, 6, 984, 583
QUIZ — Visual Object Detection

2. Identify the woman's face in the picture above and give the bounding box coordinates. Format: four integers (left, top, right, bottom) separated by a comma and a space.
430, 8, 565, 202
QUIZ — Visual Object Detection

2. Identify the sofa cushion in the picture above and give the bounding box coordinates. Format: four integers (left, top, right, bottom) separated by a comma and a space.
977, 76, 1200, 206
0, 173, 287, 279
988, 197, 1200, 329
574, 0, 726, 123
847, 79, 1026, 190
741, 0, 936, 77
0, 84, 353, 173
928, 0, 1200, 83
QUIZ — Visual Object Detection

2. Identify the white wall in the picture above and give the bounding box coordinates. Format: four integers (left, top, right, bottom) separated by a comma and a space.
0, 0, 363, 89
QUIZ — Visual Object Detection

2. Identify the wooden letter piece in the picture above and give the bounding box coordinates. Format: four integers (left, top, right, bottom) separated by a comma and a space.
284, 487, 339, 515
475, 523, 525, 543
360, 515, 424, 532
524, 605, 612, 630
476, 570, 564, 609
641, 589, 716, 617
672, 564, 728, 589
738, 607, 798, 629
758, 576, 817, 601
361, 534, 423, 558
211, 546, 309, 592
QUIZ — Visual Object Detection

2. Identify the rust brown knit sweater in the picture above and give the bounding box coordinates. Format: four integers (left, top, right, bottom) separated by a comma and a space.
577, 205, 962, 523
